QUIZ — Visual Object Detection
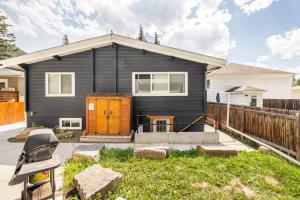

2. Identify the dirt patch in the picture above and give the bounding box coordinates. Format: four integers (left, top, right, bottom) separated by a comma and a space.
224, 177, 257, 198
192, 181, 210, 189
8, 128, 84, 143
264, 176, 278, 186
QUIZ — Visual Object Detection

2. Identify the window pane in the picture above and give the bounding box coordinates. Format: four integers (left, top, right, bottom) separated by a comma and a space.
62, 120, 71, 127
152, 74, 168, 92
61, 74, 72, 94
48, 74, 60, 94
71, 121, 80, 128
135, 74, 150, 93
170, 74, 185, 93
156, 120, 167, 132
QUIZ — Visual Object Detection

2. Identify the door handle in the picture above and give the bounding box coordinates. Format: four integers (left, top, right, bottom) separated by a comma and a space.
109, 110, 112, 116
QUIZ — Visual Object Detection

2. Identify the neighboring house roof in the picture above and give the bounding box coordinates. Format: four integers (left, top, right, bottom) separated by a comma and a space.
0, 68, 24, 77
208, 63, 295, 76
0, 34, 226, 71
226, 86, 266, 93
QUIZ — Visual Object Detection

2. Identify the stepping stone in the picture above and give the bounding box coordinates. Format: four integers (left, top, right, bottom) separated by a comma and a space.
73, 164, 122, 200
197, 145, 238, 157
134, 147, 167, 159
72, 144, 104, 162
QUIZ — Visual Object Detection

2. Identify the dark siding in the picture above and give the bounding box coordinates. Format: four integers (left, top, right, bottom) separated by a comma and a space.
27, 45, 206, 131
95, 46, 115, 93
117, 45, 206, 131
27, 50, 93, 128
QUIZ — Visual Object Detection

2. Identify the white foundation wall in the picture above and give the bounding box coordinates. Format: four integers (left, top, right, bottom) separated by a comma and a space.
207, 74, 293, 104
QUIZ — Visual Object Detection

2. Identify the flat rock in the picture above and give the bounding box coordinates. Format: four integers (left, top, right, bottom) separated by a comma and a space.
134, 148, 167, 159
72, 144, 104, 162
197, 145, 237, 157
29, 182, 52, 200
73, 164, 122, 200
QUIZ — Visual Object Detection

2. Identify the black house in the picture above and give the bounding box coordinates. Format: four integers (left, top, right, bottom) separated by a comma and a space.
0, 34, 226, 134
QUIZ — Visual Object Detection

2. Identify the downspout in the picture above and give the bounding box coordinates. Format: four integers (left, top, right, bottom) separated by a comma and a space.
92, 48, 96, 93
112, 43, 118, 93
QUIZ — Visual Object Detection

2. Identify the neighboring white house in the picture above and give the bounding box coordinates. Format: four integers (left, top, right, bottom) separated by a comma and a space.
207, 63, 295, 107
291, 86, 300, 98
0, 68, 24, 101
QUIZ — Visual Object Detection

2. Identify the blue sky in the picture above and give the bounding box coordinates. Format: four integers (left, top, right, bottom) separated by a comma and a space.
0, 0, 300, 75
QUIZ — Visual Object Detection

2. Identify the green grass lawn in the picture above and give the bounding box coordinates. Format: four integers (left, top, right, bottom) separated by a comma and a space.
64, 149, 300, 200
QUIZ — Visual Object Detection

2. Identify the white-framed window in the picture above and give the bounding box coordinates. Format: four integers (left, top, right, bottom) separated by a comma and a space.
59, 118, 82, 129
132, 72, 188, 96
45, 72, 75, 97
0, 79, 8, 89
153, 118, 171, 132
250, 95, 257, 107
206, 79, 210, 89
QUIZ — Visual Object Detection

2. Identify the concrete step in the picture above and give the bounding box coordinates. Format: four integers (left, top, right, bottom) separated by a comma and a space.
80, 132, 133, 143
197, 144, 238, 157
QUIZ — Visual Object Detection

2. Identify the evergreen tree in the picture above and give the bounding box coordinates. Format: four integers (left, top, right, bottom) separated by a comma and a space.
154, 32, 160, 44
0, 11, 15, 60
137, 24, 147, 42
63, 34, 69, 45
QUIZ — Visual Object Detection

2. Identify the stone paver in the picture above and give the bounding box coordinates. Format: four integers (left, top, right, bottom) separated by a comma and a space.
72, 144, 104, 162
74, 164, 122, 200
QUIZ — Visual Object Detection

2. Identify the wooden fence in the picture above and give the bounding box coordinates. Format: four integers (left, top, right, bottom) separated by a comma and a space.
0, 91, 20, 102
206, 102, 300, 160
0, 102, 25, 125
263, 99, 300, 110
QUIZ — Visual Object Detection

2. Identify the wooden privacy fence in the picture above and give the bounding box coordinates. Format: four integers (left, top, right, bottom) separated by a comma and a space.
206, 102, 300, 160
0, 102, 25, 125
263, 99, 300, 110
0, 91, 20, 102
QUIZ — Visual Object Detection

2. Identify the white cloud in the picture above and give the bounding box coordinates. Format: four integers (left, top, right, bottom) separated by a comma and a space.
234, 0, 275, 15
0, 0, 234, 57
267, 28, 300, 59
256, 55, 270, 62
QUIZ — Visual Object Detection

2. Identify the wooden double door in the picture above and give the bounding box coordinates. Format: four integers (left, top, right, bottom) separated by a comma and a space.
96, 99, 121, 134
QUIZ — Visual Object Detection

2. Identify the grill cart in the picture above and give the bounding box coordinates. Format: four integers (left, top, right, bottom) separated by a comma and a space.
9, 129, 60, 200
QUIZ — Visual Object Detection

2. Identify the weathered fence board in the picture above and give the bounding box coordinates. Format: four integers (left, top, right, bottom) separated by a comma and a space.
0, 102, 25, 125
206, 102, 300, 160
263, 99, 300, 111
0, 91, 20, 102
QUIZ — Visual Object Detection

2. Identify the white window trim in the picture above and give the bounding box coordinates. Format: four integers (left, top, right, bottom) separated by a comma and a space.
59, 118, 82, 130
132, 72, 188, 96
153, 118, 171, 133
45, 72, 75, 97
0, 79, 8, 88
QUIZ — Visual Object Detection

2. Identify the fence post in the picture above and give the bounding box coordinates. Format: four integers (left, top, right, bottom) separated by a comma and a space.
241, 106, 245, 133
295, 113, 300, 160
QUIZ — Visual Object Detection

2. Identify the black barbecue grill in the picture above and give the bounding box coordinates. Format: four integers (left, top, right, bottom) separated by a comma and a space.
9, 128, 60, 200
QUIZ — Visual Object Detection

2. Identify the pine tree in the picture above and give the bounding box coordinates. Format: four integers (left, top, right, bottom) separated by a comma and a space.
63, 34, 69, 45
154, 32, 160, 45
137, 24, 147, 42
0, 11, 15, 60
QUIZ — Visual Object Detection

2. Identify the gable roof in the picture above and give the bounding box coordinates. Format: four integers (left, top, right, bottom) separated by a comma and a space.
208, 63, 295, 77
0, 34, 226, 71
226, 86, 266, 93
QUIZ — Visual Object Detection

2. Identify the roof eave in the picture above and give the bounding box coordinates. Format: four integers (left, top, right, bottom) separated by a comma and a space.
0, 34, 226, 70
